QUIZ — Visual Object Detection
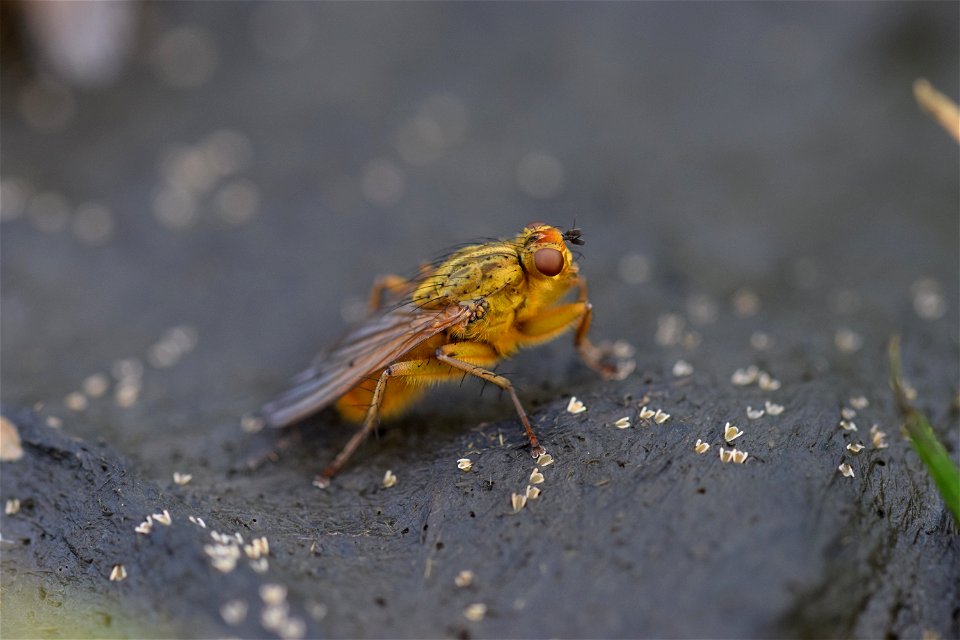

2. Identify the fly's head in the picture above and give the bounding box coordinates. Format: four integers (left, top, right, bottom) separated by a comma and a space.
517, 222, 581, 281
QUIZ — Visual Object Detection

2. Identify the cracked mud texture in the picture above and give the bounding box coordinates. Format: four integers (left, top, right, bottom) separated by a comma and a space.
2, 3, 958, 639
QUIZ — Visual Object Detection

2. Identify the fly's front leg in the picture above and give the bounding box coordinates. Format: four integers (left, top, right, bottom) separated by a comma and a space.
434, 342, 546, 458
572, 277, 636, 379
516, 278, 635, 380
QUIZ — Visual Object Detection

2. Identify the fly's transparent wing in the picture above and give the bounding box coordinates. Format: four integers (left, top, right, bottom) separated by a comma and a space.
261, 301, 471, 428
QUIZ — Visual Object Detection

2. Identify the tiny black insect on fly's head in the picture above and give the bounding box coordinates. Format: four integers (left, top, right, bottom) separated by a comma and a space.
563, 227, 585, 246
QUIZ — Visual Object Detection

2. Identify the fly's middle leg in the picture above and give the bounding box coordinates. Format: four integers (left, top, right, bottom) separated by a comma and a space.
434, 342, 546, 459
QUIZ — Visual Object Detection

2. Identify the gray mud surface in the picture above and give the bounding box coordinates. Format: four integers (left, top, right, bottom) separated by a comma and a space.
2, 4, 958, 639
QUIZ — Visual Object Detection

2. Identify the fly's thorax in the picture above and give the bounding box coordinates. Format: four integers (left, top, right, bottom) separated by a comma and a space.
413, 244, 526, 305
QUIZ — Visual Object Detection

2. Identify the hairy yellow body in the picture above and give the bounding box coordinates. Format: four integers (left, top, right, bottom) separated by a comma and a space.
261, 223, 632, 486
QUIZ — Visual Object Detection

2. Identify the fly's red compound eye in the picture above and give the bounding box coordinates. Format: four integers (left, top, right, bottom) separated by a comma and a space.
534, 248, 564, 276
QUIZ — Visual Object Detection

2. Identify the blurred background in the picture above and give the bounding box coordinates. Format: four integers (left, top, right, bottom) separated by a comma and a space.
1, 2, 957, 637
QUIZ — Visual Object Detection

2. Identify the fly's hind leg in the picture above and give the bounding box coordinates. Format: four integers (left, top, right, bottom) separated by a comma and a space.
368, 274, 413, 312
315, 353, 467, 487
368, 263, 434, 311
313, 367, 391, 488
315, 340, 542, 488
434, 342, 546, 459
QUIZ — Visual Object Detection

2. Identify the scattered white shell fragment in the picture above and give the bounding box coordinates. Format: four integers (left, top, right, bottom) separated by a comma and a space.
719, 447, 748, 464
0, 416, 23, 461
457, 458, 473, 472
188, 515, 207, 528
5, 498, 21, 515
152, 510, 172, 526
65, 392, 88, 411
82, 373, 110, 398
846, 443, 865, 454
250, 557, 270, 573
838, 463, 855, 478
694, 439, 710, 454
746, 406, 765, 420
464, 603, 487, 622
723, 422, 743, 443
45, 415, 63, 429
638, 406, 656, 420
382, 470, 397, 488
835, 328, 864, 353
173, 472, 192, 486
764, 401, 784, 416
757, 372, 781, 391
244, 536, 270, 559
455, 570, 474, 588
841, 407, 856, 420
529, 468, 544, 485
134, 519, 153, 535
839, 420, 858, 432
205, 543, 241, 573
260, 583, 288, 606
731, 366, 759, 386
511, 493, 527, 513
653, 410, 670, 424
536, 453, 554, 467
241, 413, 265, 433
566, 396, 587, 414
109, 564, 127, 582
525, 485, 541, 500
849, 396, 869, 410
870, 424, 889, 449
220, 599, 248, 626
613, 416, 631, 429
672, 360, 694, 377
